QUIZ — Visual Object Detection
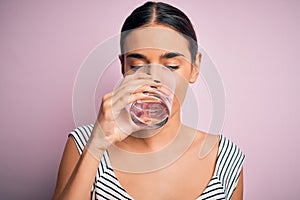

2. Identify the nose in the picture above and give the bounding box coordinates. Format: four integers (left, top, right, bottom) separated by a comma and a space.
147, 64, 176, 92
147, 64, 165, 83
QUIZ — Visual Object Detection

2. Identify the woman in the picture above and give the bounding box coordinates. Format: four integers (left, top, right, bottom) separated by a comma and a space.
52, 2, 245, 200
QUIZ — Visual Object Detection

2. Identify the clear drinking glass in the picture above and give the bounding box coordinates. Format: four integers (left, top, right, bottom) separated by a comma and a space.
128, 64, 176, 129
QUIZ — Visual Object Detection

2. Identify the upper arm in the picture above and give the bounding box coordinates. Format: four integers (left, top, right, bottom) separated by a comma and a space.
231, 167, 244, 200
52, 136, 81, 199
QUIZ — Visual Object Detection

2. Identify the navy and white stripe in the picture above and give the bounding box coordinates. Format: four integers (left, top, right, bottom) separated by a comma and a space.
69, 125, 245, 200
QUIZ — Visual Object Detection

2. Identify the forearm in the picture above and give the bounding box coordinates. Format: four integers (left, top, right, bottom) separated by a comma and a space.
55, 149, 103, 200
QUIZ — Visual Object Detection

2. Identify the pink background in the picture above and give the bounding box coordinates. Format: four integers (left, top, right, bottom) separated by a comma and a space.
1, 0, 299, 199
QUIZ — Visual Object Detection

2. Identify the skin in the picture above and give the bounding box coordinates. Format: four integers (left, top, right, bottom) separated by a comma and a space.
52, 25, 243, 200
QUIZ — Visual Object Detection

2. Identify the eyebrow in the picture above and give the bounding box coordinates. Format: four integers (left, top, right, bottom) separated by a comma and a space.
125, 52, 184, 60
126, 53, 147, 60
161, 52, 185, 59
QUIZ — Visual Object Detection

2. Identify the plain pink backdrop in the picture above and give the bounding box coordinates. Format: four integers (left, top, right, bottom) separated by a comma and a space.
1, 0, 299, 199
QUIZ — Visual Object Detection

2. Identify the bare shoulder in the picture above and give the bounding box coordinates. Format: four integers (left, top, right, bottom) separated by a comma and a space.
59, 136, 81, 167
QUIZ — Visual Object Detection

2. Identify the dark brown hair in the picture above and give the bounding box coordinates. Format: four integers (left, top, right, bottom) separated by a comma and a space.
120, 2, 198, 63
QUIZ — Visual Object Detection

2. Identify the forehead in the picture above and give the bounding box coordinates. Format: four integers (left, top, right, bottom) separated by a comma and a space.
123, 26, 191, 60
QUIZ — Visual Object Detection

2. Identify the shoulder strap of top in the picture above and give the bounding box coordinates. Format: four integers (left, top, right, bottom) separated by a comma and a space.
68, 124, 113, 197
68, 124, 112, 173
68, 124, 94, 154
215, 135, 245, 198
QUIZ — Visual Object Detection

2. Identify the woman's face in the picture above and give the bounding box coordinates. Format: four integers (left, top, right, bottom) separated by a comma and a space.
121, 25, 200, 112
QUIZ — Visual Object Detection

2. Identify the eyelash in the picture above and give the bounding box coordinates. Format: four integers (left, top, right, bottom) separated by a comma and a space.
130, 65, 143, 71
130, 65, 179, 71
166, 65, 179, 71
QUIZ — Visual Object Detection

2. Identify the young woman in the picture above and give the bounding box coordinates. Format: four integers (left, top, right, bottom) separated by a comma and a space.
52, 2, 245, 200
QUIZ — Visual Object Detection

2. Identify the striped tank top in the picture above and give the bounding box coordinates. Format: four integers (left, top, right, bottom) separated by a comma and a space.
69, 124, 245, 200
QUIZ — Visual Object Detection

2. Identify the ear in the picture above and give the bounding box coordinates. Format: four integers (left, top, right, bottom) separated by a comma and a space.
119, 54, 125, 75
189, 52, 201, 83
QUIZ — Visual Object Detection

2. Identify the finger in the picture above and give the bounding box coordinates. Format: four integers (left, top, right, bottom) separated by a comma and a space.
120, 72, 152, 86
99, 83, 158, 121
111, 92, 147, 116
114, 79, 162, 98
111, 84, 161, 112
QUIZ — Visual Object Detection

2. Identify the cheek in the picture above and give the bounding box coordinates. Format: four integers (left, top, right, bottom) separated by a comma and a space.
174, 67, 192, 89
173, 72, 189, 105
177, 65, 192, 79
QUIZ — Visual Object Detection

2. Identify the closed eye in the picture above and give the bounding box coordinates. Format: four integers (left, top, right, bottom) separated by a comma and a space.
130, 65, 143, 71
166, 66, 179, 71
